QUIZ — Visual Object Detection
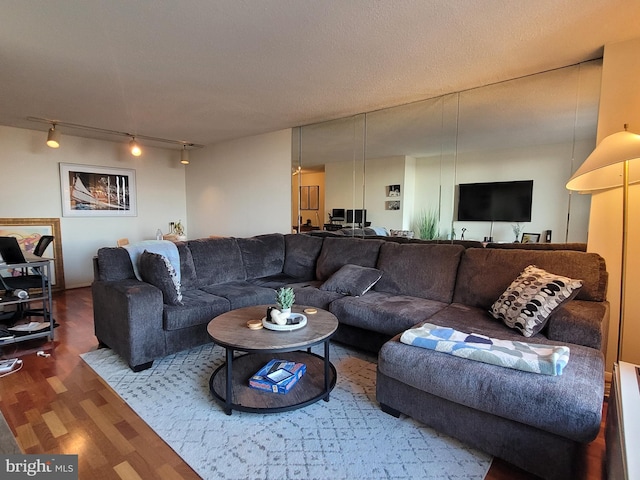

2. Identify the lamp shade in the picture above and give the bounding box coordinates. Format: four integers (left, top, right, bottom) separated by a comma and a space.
46, 125, 60, 148
566, 130, 640, 192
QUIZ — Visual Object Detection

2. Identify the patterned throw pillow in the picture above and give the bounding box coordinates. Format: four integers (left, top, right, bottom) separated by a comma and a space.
139, 250, 183, 306
490, 265, 582, 337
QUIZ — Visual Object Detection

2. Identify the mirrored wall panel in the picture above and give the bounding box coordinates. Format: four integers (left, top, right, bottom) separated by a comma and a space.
293, 60, 601, 243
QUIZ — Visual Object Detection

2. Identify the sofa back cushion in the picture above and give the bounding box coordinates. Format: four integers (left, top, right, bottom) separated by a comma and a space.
453, 248, 608, 309
236, 233, 285, 279
315, 237, 384, 281
283, 234, 324, 280
176, 242, 198, 290
96, 247, 136, 281
374, 243, 465, 302
187, 237, 245, 286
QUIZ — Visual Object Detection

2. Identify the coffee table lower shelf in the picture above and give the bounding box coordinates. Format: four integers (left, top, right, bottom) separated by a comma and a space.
209, 350, 337, 414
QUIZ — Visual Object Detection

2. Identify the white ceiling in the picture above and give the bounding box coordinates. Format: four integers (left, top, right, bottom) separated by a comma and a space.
1, 0, 639, 149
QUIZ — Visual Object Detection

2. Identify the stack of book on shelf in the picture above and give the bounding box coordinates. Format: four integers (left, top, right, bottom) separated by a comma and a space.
249, 359, 306, 394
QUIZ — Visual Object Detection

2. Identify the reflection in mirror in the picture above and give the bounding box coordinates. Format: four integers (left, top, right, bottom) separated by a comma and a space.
296, 115, 366, 235
296, 59, 601, 243
364, 93, 459, 239
454, 61, 600, 243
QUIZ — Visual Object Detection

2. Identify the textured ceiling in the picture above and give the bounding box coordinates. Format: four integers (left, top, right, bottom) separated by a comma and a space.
1, 0, 639, 149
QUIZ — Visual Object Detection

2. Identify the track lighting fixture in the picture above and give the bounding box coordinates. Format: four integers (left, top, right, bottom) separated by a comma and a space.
46, 124, 60, 148
180, 145, 190, 165
129, 137, 142, 157
28, 116, 204, 155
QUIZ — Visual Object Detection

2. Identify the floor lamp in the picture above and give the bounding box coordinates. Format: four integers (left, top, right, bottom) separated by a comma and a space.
566, 125, 640, 362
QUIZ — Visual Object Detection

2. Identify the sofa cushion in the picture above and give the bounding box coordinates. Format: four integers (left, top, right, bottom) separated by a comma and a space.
236, 233, 285, 280
283, 234, 324, 280
200, 282, 276, 310
378, 309, 604, 443
320, 264, 382, 296
291, 283, 344, 311
97, 247, 136, 281
374, 243, 465, 302
546, 300, 609, 350
315, 237, 384, 281
490, 265, 583, 337
139, 251, 183, 306
187, 237, 245, 286
329, 291, 448, 336
453, 248, 607, 309
176, 242, 198, 290
163, 289, 230, 331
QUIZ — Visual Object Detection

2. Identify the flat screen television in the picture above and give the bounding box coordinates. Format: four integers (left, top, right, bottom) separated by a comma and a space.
346, 209, 367, 225
457, 180, 533, 222
331, 208, 345, 220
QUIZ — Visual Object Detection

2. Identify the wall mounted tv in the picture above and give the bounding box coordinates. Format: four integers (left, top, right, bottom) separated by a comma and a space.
457, 180, 533, 222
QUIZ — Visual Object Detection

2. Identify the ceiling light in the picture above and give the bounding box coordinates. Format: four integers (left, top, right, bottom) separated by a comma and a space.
129, 138, 142, 157
46, 124, 60, 148
180, 145, 190, 165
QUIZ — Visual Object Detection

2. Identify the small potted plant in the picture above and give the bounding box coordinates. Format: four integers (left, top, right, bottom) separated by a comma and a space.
173, 220, 186, 241
275, 287, 295, 315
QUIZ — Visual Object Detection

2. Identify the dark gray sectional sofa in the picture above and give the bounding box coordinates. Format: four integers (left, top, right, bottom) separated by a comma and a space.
92, 233, 608, 480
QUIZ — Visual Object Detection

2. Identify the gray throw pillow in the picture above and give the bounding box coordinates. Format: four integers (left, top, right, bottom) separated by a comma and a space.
320, 264, 382, 297
139, 250, 183, 305
490, 265, 582, 337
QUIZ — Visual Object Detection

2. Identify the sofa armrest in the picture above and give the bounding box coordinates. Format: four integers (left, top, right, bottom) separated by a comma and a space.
546, 300, 609, 351
92, 279, 166, 370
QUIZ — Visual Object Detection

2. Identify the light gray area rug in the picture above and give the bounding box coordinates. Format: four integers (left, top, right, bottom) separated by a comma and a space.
81, 343, 491, 480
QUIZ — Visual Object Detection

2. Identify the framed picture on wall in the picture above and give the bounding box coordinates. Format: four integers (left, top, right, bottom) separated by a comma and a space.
386, 185, 401, 197
521, 232, 540, 244
0, 217, 65, 291
299, 185, 319, 211
59, 163, 137, 217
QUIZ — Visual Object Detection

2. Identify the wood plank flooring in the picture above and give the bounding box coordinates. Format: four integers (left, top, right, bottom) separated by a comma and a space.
0, 287, 607, 479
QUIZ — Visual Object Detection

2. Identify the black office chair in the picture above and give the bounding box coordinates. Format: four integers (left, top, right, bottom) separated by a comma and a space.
2, 235, 54, 321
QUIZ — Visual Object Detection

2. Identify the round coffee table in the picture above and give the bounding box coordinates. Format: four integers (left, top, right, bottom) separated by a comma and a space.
207, 304, 338, 415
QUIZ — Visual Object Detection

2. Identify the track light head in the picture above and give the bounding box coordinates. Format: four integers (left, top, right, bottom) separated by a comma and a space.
180, 145, 190, 165
46, 124, 60, 148
129, 138, 142, 157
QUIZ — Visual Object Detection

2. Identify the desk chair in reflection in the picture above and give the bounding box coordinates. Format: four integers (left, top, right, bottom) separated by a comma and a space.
0, 235, 54, 322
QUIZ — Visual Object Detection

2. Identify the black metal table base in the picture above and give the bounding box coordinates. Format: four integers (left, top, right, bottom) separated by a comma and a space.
209, 344, 336, 415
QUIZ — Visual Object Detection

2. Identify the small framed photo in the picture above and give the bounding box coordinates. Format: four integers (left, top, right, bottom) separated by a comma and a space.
521, 232, 540, 244
386, 185, 401, 197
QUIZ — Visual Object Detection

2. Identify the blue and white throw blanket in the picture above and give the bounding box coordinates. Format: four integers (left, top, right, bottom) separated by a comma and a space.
123, 240, 181, 283
400, 323, 570, 376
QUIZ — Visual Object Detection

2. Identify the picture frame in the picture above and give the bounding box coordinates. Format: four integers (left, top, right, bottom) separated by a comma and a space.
0, 217, 65, 291
521, 232, 541, 244
59, 163, 137, 217
386, 184, 401, 197
299, 185, 319, 211
385, 200, 400, 210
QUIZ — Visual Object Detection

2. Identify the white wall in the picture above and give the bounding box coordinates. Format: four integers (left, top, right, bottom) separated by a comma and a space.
450, 141, 591, 243
186, 129, 291, 238
0, 125, 187, 288
364, 156, 406, 230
